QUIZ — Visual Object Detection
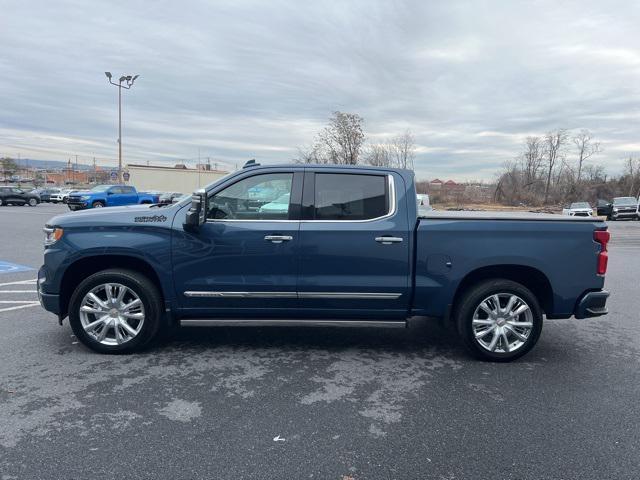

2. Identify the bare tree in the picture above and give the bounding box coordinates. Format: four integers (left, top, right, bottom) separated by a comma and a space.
624, 157, 640, 197
389, 130, 416, 169
364, 143, 392, 166
543, 129, 568, 204
316, 111, 365, 165
294, 145, 324, 164
519, 136, 544, 188
573, 130, 601, 183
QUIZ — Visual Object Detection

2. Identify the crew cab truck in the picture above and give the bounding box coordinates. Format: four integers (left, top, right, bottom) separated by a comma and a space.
39, 163, 610, 361
66, 185, 159, 210
609, 197, 639, 221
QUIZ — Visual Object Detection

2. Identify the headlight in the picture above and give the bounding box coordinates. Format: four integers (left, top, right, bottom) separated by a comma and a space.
80, 195, 90, 200
44, 226, 64, 246
613, 208, 618, 212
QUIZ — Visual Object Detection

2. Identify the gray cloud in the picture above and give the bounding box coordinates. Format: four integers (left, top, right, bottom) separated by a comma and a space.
1, 0, 638, 180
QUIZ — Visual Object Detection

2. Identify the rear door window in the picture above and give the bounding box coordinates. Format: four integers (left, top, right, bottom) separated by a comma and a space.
313, 173, 389, 220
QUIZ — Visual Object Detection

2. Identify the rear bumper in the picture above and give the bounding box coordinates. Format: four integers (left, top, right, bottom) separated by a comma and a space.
574, 290, 609, 319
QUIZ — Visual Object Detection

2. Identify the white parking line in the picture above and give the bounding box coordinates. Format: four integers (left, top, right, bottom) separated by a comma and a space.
0, 303, 40, 313
0, 290, 37, 293
0, 300, 40, 303
0, 279, 37, 287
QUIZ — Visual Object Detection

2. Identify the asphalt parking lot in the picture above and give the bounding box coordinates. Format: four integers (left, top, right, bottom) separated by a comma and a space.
0, 203, 639, 480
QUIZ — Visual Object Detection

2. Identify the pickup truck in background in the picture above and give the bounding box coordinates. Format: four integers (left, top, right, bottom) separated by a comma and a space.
66, 185, 160, 210
39, 162, 610, 361
609, 197, 639, 221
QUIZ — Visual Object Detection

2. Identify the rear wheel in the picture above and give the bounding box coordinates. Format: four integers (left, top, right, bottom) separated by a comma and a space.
28, 198, 38, 207
68, 269, 162, 354
455, 279, 543, 362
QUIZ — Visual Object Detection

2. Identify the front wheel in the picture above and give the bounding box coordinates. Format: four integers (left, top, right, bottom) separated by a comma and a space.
92, 201, 105, 208
455, 279, 543, 362
68, 269, 163, 354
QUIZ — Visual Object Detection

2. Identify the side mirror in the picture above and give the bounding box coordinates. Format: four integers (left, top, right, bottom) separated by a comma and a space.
184, 189, 208, 232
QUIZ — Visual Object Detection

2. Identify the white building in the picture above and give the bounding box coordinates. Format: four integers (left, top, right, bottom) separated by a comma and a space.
125, 164, 229, 193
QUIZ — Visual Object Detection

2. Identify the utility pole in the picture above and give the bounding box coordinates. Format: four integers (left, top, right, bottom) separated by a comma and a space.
197, 148, 201, 187
104, 72, 140, 183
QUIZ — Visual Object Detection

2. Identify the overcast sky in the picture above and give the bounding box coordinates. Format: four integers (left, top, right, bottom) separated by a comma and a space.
1, 0, 638, 180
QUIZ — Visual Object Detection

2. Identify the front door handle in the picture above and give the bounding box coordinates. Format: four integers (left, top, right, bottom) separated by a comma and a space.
375, 236, 403, 245
264, 235, 293, 244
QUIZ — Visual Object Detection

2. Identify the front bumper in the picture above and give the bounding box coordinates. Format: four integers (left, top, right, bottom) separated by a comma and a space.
38, 266, 60, 315
67, 201, 89, 210
574, 290, 609, 319
611, 210, 637, 219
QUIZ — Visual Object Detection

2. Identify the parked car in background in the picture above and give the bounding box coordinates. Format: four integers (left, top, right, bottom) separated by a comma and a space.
50, 188, 75, 204
417, 193, 433, 215
66, 185, 160, 210
596, 199, 612, 218
158, 192, 186, 204
39, 188, 61, 203
40, 162, 610, 362
258, 192, 290, 213
0, 186, 40, 206
610, 197, 639, 220
562, 202, 593, 217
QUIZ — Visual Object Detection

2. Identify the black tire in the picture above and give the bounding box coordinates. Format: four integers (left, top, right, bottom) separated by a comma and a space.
68, 269, 163, 354
455, 279, 543, 362
0, 198, 3, 206
63, 197, 68, 204
28, 198, 38, 207
92, 201, 105, 208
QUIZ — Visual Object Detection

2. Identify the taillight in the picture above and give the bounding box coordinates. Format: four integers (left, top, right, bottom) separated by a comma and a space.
594, 229, 610, 275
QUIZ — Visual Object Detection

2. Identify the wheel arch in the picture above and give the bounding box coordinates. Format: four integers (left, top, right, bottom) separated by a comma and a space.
451, 264, 553, 316
59, 255, 167, 319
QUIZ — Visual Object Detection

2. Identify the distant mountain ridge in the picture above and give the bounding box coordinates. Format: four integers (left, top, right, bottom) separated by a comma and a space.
14, 158, 111, 171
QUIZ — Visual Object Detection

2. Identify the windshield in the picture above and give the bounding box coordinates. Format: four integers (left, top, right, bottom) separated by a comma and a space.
613, 197, 638, 206
571, 202, 590, 209
91, 185, 112, 192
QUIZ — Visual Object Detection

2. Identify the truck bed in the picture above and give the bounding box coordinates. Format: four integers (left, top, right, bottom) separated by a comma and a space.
413, 211, 606, 319
420, 210, 604, 222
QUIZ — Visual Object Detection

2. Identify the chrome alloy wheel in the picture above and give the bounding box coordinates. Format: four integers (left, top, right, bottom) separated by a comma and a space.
79, 283, 145, 346
472, 293, 534, 353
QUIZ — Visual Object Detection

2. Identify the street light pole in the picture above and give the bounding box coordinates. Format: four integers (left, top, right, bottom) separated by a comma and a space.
104, 72, 139, 183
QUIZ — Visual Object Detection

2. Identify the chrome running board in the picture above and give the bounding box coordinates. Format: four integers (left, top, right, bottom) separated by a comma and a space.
179, 319, 407, 328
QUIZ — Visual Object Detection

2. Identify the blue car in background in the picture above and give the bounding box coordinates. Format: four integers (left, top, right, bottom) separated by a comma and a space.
66, 185, 160, 210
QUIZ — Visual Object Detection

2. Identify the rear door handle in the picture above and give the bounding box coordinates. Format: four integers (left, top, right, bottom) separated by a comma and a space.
264, 235, 293, 244
375, 236, 403, 244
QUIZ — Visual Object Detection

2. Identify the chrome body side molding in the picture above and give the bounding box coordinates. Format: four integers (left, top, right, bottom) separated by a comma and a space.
180, 319, 407, 328
184, 291, 402, 299
184, 291, 297, 298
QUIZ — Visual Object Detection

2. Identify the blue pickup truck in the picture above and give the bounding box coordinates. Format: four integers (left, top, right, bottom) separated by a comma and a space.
38, 162, 610, 361
66, 185, 159, 210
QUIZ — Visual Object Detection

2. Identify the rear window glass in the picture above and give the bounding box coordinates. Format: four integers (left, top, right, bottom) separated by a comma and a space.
314, 173, 388, 220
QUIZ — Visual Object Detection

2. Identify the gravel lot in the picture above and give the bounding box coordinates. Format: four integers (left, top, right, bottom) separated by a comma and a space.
0, 203, 639, 479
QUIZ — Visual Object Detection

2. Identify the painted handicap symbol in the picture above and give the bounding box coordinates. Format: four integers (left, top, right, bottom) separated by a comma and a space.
0, 261, 34, 274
